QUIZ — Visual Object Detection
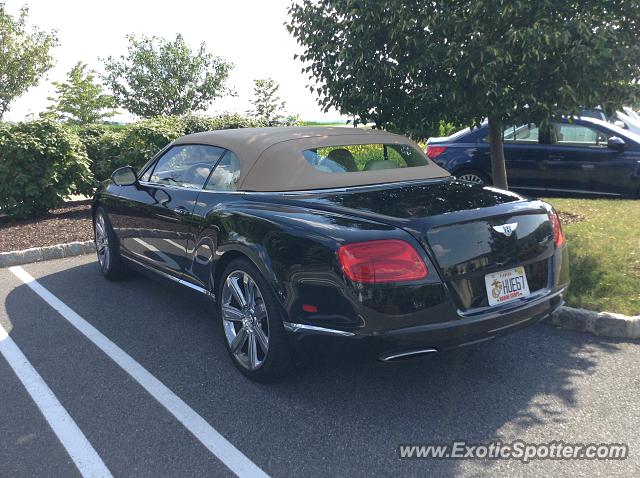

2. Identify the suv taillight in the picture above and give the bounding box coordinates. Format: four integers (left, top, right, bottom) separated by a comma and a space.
426, 145, 447, 159
549, 209, 566, 247
338, 240, 428, 283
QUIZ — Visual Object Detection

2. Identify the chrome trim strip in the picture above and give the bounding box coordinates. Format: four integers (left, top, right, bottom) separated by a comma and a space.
488, 316, 535, 334
513, 186, 621, 197
122, 254, 214, 299
282, 322, 355, 337
456, 336, 495, 348
380, 348, 438, 362
179, 279, 211, 295
137, 180, 205, 192
458, 287, 565, 318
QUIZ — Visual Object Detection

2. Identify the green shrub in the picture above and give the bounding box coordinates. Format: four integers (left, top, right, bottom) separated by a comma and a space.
117, 117, 185, 172
76, 124, 128, 181
0, 120, 94, 218
78, 114, 267, 181
181, 113, 266, 135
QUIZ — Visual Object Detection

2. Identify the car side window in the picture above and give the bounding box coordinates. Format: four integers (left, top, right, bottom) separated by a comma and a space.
303, 143, 427, 174
147, 145, 225, 189
551, 124, 610, 147
503, 124, 539, 143
204, 150, 241, 191
138, 163, 154, 182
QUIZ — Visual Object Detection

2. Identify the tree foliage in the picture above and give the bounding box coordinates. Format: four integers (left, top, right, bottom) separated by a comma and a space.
287, 0, 640, 188
102, 33, 233, 117
249, 78, 287, 123
0, 5, 58, 120
43, 62, 116, 123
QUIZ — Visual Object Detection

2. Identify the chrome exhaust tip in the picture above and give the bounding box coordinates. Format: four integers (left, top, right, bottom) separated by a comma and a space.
379, 348, 438, 363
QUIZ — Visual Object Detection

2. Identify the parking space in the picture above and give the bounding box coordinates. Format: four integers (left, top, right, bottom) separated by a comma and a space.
0, 352, 80, 478
1, 255, 639, 477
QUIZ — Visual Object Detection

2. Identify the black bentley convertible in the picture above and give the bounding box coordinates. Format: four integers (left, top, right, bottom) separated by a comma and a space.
93, 127, 569, 380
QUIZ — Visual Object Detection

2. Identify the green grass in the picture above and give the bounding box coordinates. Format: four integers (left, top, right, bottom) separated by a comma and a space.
300, 120, 348, 126
543, 198, 640, 315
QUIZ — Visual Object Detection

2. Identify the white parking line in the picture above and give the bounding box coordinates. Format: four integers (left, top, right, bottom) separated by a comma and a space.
9, 266, 269, 478
0, 323, 112, 478
163, 238, 185, 251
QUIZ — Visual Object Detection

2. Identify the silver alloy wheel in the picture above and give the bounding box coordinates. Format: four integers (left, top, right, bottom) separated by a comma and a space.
95, 214, 109, 269
457, 172, 485, 184
221, 270, 269, 371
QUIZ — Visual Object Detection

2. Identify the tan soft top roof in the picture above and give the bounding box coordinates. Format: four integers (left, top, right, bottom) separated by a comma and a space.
172, 126, 449, 191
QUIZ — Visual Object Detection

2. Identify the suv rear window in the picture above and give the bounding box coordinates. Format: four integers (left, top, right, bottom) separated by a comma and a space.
302, 143, 428, 173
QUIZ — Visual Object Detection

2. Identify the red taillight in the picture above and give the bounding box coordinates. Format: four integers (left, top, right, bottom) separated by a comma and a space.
549, 209, 566, 247
337, 239, 428, 283
426, 145, 447, 160
302, 304, 318, 313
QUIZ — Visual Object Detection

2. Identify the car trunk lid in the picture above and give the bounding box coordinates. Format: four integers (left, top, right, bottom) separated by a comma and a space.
246, 178, 555, 310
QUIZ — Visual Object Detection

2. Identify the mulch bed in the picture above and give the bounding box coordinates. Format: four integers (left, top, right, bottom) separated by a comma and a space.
0, 201, 93, 253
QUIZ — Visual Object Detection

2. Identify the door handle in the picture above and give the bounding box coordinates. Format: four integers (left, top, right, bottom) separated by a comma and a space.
174, 206, 189, 216
547, 155, 564, 161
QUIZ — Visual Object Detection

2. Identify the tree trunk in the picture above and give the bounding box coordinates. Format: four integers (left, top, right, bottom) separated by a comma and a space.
488, 116, 508, 189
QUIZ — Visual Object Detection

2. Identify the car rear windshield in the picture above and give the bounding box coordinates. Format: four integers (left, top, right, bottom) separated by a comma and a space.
302, 143, 428, 174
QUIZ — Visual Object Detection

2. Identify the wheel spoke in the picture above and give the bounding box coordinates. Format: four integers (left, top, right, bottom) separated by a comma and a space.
222, 304, 244, 322
230, 327, 248, 353
228, 276, 247, 307
254, 301, 267, 320
254, 326, 269, 354
95, 215, 110, 267
248, 334, 258, 370
244, 274, 255, 308
459, 174, 483, 184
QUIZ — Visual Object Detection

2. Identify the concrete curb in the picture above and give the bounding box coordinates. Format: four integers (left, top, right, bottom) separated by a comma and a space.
551, 306, 640, 340
0, 241, 95, 268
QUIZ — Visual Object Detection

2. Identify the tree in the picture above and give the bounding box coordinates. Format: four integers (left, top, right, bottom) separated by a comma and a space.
249, 78, 287, 123
44, 62, 115, 123
287, 0, 640, 188
0, 5, 57, 120
102, 33, 232, 117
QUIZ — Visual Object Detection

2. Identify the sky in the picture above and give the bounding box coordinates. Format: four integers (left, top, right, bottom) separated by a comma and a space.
2, 0, 345, 122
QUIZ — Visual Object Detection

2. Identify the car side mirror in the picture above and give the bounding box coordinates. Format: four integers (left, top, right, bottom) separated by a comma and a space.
111, 166, 139, 186
607, 136, 626, 152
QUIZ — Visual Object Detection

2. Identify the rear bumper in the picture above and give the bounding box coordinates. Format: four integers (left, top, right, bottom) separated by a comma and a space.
283, 240, 568, 358
285, 287, 565, 358
368, 288, 564, 356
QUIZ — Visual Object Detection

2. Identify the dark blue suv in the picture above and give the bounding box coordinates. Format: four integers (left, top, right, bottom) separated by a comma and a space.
427, 117, 640, 197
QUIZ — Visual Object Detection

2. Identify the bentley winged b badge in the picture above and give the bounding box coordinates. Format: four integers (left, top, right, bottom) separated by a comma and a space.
492, 223, 518, 237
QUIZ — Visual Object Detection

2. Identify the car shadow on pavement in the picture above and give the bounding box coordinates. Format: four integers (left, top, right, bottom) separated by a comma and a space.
5, 260, 634, 477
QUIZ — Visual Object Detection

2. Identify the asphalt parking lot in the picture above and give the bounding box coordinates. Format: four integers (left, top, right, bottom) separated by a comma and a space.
0, 254, 638, 477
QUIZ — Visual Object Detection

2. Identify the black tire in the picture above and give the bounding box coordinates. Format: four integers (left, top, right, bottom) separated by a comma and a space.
218, 258, 294, 381
94, 207, 129, 281
455, 169, 491, 185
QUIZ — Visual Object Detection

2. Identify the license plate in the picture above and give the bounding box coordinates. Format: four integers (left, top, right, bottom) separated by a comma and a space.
484, 266, 531, 306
